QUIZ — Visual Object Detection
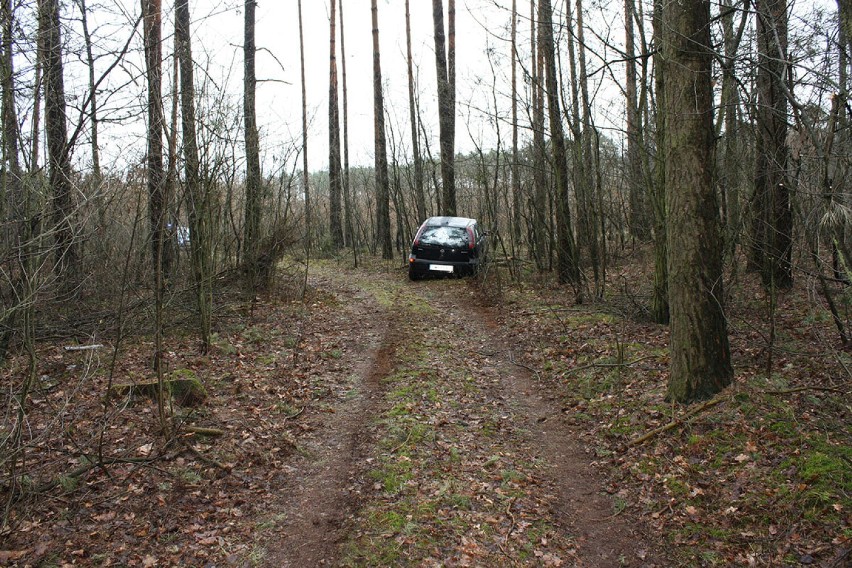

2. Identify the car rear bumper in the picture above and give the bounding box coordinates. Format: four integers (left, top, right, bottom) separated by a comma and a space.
408, 256, 479, 277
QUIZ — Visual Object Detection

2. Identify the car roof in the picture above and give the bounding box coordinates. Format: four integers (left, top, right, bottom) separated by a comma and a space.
423, 216, 476, 228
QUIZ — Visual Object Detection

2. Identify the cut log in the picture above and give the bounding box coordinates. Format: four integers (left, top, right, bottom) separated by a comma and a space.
108, 373, 207, 407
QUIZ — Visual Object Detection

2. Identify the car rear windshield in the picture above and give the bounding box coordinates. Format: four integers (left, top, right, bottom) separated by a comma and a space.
419, 226, 469, 248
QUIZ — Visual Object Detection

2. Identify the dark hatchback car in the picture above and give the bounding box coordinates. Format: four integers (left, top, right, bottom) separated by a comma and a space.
408, 216, 488, 280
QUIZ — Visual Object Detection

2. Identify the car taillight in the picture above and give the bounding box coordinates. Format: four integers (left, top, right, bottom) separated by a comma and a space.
409, 254, 415, 263
413, 223, 427, 246
467, 226, 475, 249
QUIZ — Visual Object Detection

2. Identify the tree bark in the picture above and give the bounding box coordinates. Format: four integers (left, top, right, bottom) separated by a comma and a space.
651, 0, 669, 324
663, 0, 733, 402
432, 0, 456, 216
243, 0, 262, 288
298, 0, 310, 252
625, 0, 650, 241
530, 0, 548, 271
328, 0, 343, 248
43, 0, 77, 284
77, 0, 100, 182
510, 0, 521, 250
540, 0, 581, 286
1, 0, 21, 221
176, 0, 211, 351
339, 0, 353, 250
372, 0, 392, 259
406, 0, 426, 223
752, 0, 792, 289
573, 0, 601, 296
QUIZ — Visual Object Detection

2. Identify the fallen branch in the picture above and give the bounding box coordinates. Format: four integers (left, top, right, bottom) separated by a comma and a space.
182, 441, 230, 471
508, 350, 541, 381
390, 428, 414, 454
627, 395, 727, 448
184, 426, 225, 437
500, 496, 517, 556
283, 406, 305, 420
31, 456, 157, 494
764, 386, 849, 396
63, 344, 104, 352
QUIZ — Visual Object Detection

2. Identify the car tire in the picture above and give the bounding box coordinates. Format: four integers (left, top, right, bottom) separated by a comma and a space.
408, 269, 420, 281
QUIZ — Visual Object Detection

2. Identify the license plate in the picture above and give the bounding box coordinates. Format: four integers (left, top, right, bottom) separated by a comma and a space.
429, 264, 453, 273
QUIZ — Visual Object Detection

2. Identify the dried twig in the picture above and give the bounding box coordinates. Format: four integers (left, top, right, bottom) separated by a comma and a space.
764, 386, 849, 396
184, 426, 225, 437
627, 395, 727, 448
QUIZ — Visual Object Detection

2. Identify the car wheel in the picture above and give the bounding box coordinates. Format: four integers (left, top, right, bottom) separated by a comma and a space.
408, 269, 419, 281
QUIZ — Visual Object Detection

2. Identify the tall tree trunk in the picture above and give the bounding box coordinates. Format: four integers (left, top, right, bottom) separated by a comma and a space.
339, 0, 353, 250
510, 0, 521, 250
328, 0, 343, 248
42, 0, 77, 285
625, 0, 650, 241
298, 0, 310, 253
432, 0, 456, 216
573, 0, 601, 296
176, 0, 211, 351
372, 0, 392, 259
77, 0, 100, 182
243, 0, 262, 289
530, 0, 548, 271
1, 0, 21, 219
30, 6, 43, 174
540, 0, 581, 287
752, 0, 791, 289
651, 0, 669, 324
663, 0, 733, 402
406, 0, 426, 222
141, 0, 167, 399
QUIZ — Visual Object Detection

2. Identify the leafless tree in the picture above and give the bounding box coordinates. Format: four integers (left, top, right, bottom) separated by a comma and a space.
243, 0, 262, 289
328, 0, 343, 248
372, 0, 392, 259
432, 0, 457, 216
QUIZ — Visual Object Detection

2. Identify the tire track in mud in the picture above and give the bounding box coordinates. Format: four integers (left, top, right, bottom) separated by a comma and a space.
263, 279, 400, 567
412, 280, 658, 567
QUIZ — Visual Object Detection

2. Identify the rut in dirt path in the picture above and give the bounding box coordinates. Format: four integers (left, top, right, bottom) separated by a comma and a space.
263, 281, 398, 567
420, 287, 658, 566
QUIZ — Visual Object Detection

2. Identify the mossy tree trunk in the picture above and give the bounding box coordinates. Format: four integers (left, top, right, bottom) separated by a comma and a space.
663, 0, 733, 402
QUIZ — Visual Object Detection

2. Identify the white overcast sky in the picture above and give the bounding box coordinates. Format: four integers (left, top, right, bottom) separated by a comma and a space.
41, 0, 840, 178
199, 0, 535, 172
58, 0, 634, 175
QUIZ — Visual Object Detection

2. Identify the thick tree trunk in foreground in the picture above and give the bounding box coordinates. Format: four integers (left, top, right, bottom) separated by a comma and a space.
372, 0, 392, 259
663, 0, 733, 402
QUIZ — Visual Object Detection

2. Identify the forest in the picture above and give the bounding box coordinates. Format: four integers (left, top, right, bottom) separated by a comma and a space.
0, 0, 849, 565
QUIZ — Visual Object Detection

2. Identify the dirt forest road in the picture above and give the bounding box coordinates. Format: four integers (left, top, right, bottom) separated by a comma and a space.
264, 264, 659, 567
